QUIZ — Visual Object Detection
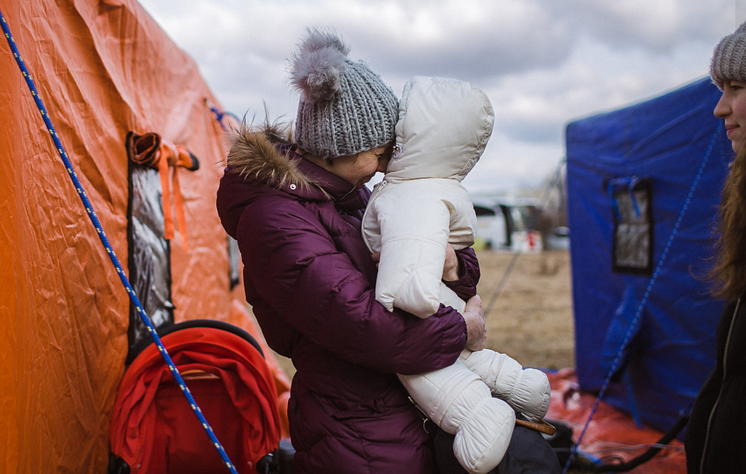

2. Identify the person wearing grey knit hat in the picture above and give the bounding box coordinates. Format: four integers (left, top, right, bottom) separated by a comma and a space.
709, 21, 746, 92
710, 20, 746, 154
289, 28, 399, 161
216, 27, 487, 474
685, 19, 746, 474
284, 28, 401, 189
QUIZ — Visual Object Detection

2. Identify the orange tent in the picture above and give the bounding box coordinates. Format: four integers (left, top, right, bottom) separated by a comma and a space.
0, 1, 289, 472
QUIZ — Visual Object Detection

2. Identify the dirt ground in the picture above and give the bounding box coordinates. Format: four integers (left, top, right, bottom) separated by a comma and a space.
271, 249, 575, 378
477, 249, 574, 370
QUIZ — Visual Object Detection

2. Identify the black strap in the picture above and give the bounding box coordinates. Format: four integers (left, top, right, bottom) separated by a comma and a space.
576, 413, 689, 472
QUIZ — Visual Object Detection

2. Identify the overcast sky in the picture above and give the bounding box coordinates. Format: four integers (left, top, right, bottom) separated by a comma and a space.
138, 0, 742, 195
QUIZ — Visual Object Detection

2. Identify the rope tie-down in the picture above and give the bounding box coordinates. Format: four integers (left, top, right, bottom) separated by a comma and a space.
206, 97, 240, 133
1, 10, 239, 474
125, 131, 200, 252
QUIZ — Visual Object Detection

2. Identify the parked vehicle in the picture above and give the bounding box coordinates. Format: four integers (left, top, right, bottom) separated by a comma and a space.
472, 198, 543, 252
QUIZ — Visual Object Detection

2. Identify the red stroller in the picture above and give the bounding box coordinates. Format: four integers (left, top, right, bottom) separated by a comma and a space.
109, 320, 284, 474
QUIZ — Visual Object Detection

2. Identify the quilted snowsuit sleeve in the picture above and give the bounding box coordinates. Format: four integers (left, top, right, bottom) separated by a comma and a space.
235, 193, 468, 376
369, 179, 477, 318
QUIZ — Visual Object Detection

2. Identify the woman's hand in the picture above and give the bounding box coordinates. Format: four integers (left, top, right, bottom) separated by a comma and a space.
462, 295, 486, 352
442, 243, 460, 282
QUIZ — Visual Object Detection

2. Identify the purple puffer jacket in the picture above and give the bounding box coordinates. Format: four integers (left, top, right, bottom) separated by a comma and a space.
216, 129, 481, 474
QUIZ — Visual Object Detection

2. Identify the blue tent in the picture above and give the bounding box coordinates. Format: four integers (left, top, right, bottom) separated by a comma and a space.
565, 77, 732, 433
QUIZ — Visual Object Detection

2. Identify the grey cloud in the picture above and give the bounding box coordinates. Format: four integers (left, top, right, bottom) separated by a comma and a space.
137, 0, 737, 193
544, 0, 733, 53
497, 116, 564, 144
343, 5, 575, 81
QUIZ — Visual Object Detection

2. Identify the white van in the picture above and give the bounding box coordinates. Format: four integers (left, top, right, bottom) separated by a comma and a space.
473, 199, 543, 252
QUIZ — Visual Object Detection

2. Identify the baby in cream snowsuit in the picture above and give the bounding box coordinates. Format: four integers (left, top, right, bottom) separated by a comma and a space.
363, 76, 551, 474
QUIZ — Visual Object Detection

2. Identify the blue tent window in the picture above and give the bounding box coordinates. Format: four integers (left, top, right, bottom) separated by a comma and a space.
609, 176, 653, 275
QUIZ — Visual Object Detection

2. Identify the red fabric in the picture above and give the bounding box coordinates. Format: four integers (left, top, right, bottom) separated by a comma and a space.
227, 300, 291, 439
547, 369, 686, 473
109, 327, 281, 473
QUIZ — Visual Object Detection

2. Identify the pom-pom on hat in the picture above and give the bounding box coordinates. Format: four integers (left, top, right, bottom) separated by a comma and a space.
289, 28, 399, 160
711, 20, 746, 90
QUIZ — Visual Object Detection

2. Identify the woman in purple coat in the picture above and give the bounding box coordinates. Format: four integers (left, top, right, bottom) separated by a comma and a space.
217, 28, 559, 474
217, 28, 485, 474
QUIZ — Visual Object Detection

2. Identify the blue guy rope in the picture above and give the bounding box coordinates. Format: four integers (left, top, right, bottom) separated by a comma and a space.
206, 97, 240, 133
561, 122, 723, 473
1, 10, 240, 474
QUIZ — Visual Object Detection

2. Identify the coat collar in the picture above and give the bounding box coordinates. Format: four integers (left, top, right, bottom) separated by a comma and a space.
225, 128, 368, 212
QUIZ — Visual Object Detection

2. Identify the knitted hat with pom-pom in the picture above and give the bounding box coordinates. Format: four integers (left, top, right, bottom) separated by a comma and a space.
289, 28, 399, 160
711, 20, 746, 90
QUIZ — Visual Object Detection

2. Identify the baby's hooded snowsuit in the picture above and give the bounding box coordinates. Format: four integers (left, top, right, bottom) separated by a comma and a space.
363, 76, 551, 474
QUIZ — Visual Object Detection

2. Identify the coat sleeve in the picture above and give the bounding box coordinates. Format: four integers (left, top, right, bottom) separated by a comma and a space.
445, 247, 480, 301
236, 196, 467, 376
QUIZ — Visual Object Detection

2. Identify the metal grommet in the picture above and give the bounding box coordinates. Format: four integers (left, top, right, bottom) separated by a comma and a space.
289, 183, 297, 190
392, 144, 403, 159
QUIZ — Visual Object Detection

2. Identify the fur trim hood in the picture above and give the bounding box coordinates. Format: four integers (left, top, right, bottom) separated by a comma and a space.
217, 121, 370, 240
226, 122, 315, 191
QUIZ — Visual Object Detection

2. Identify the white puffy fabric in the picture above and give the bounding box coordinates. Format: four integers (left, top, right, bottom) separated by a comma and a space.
363, 76, 494, 318
398, 361, 515, 473
364, 179, 475, 316
460, 349, 551, 422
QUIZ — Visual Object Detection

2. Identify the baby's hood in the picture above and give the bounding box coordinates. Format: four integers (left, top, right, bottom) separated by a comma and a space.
387, 76, 494, 181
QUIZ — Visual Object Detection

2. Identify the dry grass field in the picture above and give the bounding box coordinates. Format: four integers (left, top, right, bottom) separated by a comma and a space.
477, 249, 575, 370
271, 249, 575, 378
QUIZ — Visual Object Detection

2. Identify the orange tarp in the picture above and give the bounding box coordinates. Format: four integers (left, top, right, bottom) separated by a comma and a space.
547, 369, 686, 473
0, 1, 288, 472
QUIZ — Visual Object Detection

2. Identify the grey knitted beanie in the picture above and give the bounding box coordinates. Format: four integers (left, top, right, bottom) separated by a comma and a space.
289, 28, 399, 160
711, 21, 746, 90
